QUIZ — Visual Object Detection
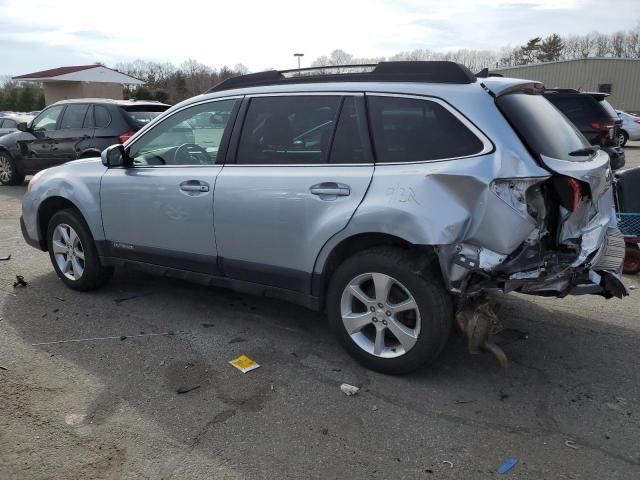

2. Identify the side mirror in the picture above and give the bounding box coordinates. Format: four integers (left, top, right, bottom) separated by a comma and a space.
17, 122, 28, 132
101, 144, 127, 167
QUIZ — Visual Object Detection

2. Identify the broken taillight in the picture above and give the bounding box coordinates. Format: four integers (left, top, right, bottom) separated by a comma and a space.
591, 121, 616, 142
549, 176, 587, 212
565, 177, 583, 212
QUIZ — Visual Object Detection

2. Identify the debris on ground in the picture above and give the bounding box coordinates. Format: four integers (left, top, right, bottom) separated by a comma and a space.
54, 296, 65, 302
31, 331, 186, 346
499, 390, 510, 401
455, 296, 509, 368
331, 368, 342, 372
0, 365, 8, 371
202, 322, 215, 328
498, 458, 518, 474
228, 336, 247, 344
454, 400, 475, 405
442, 460, 454, 468
65, 414, 87, 426
320, 428, 328, 435
176, 385, 201, 394
159, 360, 165, 366
13, 275, 27, 288
628, 285, 637, 290
114, 293, 150, 304
372, 405, 378, 411
340, 383, 360, 396
0, 254, 11, 261
564, 440, 579, 449
229, 354, 260, 373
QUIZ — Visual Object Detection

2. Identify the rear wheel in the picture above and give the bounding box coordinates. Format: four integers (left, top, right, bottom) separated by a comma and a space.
0, 151, 25, 186
327, 247, 453, 374
47, 209, 113, 290
617, 130, 629, 147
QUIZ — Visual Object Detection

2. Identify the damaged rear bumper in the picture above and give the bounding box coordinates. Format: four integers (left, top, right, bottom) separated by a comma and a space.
437, 172, 627, 300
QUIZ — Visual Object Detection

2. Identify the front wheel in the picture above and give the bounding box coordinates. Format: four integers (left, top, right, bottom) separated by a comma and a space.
327, 247, 453, 374
0, 151, 25, 186
47, 209, 113, 290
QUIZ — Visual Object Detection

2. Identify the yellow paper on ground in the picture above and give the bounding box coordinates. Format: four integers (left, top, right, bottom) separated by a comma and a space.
229, 354, 260, 373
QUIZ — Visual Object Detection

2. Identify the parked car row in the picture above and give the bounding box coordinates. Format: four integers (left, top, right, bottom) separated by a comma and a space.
19, 61, 628, 374
0, 99, 169, 185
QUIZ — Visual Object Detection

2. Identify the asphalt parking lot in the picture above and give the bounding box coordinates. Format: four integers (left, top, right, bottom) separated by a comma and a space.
1, 145, 639, 479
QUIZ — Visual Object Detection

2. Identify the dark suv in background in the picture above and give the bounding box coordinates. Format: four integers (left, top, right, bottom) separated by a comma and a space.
542, 89, 625, 169
0, 99, 169, 185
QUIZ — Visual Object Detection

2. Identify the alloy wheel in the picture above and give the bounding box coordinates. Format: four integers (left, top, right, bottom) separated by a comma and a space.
52, 224, 85, 281
340, 272, 421, 358
0, 155, 12, 183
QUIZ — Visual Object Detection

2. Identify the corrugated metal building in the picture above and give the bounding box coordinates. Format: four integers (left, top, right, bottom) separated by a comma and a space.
493, 58, 640, 112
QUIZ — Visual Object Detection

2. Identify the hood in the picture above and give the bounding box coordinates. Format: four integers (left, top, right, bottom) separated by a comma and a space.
0, 130, 32, 146
66, 157, 103, 166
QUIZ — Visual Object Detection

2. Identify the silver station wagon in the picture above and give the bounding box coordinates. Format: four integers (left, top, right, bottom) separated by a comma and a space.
20, 61, 626, 374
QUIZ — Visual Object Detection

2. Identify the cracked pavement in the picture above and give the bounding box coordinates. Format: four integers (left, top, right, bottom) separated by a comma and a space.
1, 144, 639, 479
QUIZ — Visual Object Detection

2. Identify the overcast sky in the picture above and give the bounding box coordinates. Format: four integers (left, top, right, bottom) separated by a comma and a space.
0, 0, 638, 75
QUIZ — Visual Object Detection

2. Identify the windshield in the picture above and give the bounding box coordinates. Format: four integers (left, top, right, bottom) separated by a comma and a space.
497, 92, 592, 162
598, 99, 619, 119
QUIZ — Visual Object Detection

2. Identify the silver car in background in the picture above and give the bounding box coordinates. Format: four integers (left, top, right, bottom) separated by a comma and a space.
0, 114, 34, 137
20, 62, 626, 374
616, 110, 640, 146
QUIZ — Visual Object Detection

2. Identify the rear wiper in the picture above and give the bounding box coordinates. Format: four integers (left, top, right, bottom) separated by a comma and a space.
568, 146, 600, 157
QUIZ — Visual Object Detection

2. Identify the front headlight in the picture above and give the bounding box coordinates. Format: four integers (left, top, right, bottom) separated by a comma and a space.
27, 169, 47, 192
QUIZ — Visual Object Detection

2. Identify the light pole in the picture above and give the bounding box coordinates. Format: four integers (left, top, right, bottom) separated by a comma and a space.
294, 53, 304, 71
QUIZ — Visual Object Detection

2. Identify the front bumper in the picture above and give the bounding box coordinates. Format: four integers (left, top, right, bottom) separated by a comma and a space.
20, 215, 42, 250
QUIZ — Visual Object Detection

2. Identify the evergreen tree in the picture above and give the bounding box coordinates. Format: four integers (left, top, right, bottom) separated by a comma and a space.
539, 34, 564, 62
519, 37, 542, 64
16, 85, 35, 112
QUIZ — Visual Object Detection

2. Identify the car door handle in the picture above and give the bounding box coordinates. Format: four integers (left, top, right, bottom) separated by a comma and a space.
180, 180, 210, 193
310, 182, 351, 197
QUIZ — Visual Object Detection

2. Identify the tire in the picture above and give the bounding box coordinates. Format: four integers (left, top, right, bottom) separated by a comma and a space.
618, 130, 629, 147
623, 243, 640, 275
47, 209, 113, 290
327, 246, 453, 375
0, 151, 25, 186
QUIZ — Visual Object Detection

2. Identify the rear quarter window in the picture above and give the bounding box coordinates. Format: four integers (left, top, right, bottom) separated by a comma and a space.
95, 105, 112, 128
366, 96, 485, 163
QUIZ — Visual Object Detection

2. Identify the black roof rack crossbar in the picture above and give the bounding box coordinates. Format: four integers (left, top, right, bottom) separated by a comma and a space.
207, 61, 477, 92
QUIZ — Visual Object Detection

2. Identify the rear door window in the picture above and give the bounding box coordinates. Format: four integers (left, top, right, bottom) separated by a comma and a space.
3, 119, 17, 128
366, 95, 485, 163
59, 104, 89, 129
497, 92, 591, 161
236, 95, 341, 165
